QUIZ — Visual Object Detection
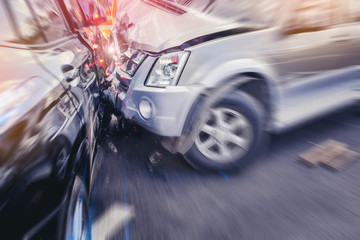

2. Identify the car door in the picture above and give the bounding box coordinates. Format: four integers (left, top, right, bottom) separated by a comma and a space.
28, 0, 102, 165
266, 0, 359, 126
24, 0, 99, 158
9, 0, 102, 188
270, 0, 342, 85
0, 0, 87, 237
61, 0, 104, 162
327, 0, 360, 84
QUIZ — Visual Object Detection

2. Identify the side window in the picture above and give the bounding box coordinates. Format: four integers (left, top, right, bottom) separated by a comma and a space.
11, 0, 47, 44
30, 0, 70, 41
63, 0, 87, 29
9, 0, 69, 44
285, 0, 332, 34
0, 3, 19, 43
344, 0, 360, 23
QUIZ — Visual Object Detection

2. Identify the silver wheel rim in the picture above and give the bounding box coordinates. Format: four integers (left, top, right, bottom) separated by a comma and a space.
195, 107, 253, 163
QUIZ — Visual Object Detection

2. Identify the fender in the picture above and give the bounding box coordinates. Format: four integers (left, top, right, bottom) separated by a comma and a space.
198, 58, 281, 112
161, 59, 282, 154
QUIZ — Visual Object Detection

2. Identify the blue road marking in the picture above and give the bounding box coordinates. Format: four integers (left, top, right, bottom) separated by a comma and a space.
218, 171, 230, 181
123, 175, 130, 240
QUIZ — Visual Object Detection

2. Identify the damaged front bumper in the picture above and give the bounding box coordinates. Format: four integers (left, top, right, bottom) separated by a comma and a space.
109, 56, 203, 137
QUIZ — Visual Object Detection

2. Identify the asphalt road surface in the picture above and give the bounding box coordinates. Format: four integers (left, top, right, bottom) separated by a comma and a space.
90, 107, 360, 240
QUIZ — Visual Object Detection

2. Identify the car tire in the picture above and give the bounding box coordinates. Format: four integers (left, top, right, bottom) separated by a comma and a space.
62, 175, 90, 240
184, 91, 266, 171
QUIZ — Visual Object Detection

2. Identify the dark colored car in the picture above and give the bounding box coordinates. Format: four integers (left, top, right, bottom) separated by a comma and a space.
0, 0, 106, 239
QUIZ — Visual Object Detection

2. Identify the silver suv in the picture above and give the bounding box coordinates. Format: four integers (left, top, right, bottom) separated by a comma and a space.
109, 0, 360, 170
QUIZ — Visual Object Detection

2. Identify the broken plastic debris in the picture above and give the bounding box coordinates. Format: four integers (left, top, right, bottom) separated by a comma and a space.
108, 142, 118, 153
149, 151, 162, 164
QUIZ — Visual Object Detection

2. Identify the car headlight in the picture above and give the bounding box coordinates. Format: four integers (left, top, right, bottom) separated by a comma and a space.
146, 51, 190, 87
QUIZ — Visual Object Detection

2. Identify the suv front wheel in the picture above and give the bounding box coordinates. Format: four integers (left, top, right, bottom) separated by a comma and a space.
184, 91, 266, 171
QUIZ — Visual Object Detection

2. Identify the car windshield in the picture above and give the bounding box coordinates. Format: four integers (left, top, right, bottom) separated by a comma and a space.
174, 0, 282, 25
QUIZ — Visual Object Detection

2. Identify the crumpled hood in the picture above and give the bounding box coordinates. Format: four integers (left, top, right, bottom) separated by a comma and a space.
116, 0, 243, 53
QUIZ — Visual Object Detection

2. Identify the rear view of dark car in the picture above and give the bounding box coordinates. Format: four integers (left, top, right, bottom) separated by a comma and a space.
0, 0, 106, 238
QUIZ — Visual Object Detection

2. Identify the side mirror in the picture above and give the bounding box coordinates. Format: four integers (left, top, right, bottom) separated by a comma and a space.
88, 4, 107, 26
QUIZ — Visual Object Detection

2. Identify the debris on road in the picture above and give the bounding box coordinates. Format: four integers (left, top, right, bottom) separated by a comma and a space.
298, 140, 345, 167
298, 139, 359, 170
108, 142, 118, 153
321, 149, 360, 171
149, 151, 162, 164
146, 151, 167, 180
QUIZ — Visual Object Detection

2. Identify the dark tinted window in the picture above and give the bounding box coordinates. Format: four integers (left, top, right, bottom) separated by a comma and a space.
286, 0, 360, 34
285, 0, 332, 34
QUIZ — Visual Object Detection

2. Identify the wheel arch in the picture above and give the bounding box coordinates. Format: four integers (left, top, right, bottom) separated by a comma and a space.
200, 58, 280, 116
161, 60, 279, 154
235, 72, 271, 116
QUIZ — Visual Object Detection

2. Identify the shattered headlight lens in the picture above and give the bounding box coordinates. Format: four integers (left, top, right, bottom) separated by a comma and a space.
146, 51, 190, 87
119, 49, 147, 76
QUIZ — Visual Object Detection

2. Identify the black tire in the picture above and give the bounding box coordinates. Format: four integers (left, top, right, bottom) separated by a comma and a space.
184, 91, 266, 171
61, 175, 90, 240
